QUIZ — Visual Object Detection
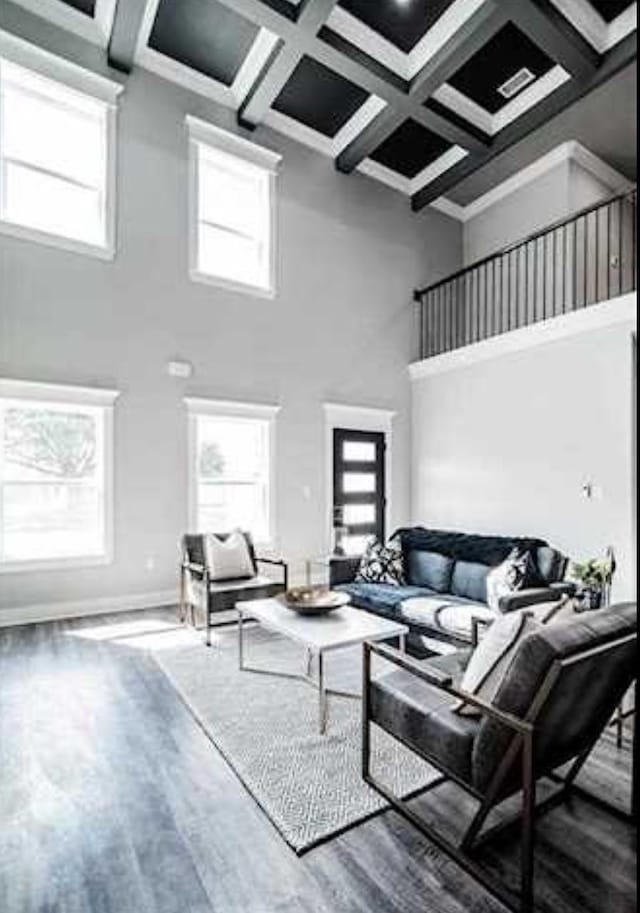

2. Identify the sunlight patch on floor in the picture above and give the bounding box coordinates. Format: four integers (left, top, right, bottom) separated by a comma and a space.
66, 616, 230, 650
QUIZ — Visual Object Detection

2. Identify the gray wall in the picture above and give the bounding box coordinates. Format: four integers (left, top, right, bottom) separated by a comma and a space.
463, 160, 572, 264
462, 157, 619, 265
411, 321, 636, 602
0, 59, 461, 613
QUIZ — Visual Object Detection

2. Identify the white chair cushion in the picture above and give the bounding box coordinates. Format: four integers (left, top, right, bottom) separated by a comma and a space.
204, 531, 254, 581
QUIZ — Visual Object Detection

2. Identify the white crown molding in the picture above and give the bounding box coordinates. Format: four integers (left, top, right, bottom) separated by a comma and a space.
549, 0, 637, 53
0, 589, 178, 628
7, 0, 117, 49
435, 141, 634, 223
326, 0, 486, 80
184, 397, 281, 418
429, 196, 467, 220
0, 377, 120, 406
262, 95, 386, 161
135, 0, 277, 110
0, 27, 124, 102
433, 65, 571, 137
231, 27, 279, 103
409, 292, 637, 379
357, 145, 469, 198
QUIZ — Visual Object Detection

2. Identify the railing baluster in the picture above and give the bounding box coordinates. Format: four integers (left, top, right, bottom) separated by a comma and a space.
595, 208, 600, 303
583, 215, 588, 307
571, 221, 578, 311
607, 201, 612, 300
618, 197, 623, 297
632, 193, 637, 292
552, 229, 557, 316
563, 224, 567, 312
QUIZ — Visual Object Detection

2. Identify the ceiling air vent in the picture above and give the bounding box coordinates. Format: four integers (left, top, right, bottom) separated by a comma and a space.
498, 67, 535, 100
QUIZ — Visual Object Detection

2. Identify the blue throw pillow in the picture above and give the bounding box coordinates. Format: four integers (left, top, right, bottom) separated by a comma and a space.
406, 550, 454, 593
450, 560, 490, 603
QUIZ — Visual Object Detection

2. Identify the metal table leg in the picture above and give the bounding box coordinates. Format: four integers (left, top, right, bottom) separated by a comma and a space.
238, 607, 245, 670
318, 651, 327, 735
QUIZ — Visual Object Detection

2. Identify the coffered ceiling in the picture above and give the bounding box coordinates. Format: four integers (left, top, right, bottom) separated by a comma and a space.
8, 0, 638, 212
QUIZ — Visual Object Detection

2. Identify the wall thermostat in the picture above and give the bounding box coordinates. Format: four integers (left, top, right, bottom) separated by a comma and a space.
167, 360, 193, 379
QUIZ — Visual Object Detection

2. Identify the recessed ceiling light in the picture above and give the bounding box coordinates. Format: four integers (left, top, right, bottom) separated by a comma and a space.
498, 67, 535, 99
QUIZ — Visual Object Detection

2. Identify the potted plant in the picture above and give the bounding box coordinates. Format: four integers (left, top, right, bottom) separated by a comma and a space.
569, 549, 616, 610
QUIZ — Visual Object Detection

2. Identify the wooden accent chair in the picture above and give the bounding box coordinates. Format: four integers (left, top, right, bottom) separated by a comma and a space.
362, 601, 637, 913
179, 532, 288, 646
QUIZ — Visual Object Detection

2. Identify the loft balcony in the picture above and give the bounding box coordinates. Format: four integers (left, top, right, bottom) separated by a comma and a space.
413, 189, 637, 362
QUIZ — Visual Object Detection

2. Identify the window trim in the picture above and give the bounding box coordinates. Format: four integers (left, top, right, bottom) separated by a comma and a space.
184, 396, 280, 548
186, 115, 281, 299
0, 31, 122, 260
0, 378, 120, 574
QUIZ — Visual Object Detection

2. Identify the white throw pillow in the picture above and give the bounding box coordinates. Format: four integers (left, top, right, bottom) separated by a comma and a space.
485, 548, 540, 612
204, 531, 254, 581
456, 611, 540, 717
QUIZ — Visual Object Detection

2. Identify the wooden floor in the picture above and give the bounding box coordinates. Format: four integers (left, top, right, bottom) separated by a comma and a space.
0, 608, 636, 913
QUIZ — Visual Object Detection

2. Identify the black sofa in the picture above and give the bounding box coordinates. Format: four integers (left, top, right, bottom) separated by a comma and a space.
330, 526, 574, 654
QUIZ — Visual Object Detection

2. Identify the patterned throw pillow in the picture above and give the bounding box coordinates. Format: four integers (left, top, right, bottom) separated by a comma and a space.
486, 548, 540, 612
355, 541, 405, 585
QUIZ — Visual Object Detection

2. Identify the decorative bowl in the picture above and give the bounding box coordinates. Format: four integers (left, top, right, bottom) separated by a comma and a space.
281, 586, 350, 616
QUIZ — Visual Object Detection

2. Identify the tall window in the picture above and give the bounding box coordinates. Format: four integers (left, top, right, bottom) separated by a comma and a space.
0, 381, 118, 571
186, 399, 278, 544
0, 54, 118, 257
187, 116, 281, 297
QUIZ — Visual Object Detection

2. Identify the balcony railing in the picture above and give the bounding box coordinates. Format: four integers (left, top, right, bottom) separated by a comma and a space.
414, 189, 637, 361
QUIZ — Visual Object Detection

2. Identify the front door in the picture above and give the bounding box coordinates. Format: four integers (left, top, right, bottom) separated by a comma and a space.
332, 428, 386, 556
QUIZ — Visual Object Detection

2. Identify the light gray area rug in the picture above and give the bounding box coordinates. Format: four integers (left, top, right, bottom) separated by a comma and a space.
152, 623, 438, 853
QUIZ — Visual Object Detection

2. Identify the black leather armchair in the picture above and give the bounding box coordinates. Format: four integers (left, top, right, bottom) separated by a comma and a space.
362, 602, 637, 913
179, 532, 288, 645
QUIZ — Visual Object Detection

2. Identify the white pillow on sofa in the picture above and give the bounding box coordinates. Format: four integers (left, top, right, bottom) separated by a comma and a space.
204, 531, 255, 581
456, 611, 540, 716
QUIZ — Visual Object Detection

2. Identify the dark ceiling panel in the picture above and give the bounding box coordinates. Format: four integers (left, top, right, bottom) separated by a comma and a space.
448, 23, 555, 113
61, 0, 95, 15
589, 0, 633, 22
370, 119, 451, 178
338, 0, 455, 53
273, 56, 369, 137
149, 0, 259, 86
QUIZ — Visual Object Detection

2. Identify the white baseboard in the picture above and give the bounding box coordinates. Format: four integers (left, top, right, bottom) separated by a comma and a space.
0, 588, 178, 628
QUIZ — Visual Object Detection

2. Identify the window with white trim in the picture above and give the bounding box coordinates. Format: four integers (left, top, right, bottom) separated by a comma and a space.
186, 399, 278, 544
187, 116, 281, 297
0, 56, 116, 256
0, 382, 118, 571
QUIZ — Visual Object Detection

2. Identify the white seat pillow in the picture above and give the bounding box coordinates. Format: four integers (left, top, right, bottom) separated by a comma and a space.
456, 611, 540, 717
400, 596, 497, 639
204, 531, 255, 581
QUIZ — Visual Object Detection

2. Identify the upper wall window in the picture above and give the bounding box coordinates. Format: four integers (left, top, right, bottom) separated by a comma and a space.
186, 116, 281, 298
0, 45, 121, 259
0, 379, 119, 573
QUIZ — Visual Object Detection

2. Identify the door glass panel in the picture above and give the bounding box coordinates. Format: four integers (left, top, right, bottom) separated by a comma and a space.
343, 503, 376, 525
341, 534, 373, 556
343, 472, 376, 493
342, 441, 376, 462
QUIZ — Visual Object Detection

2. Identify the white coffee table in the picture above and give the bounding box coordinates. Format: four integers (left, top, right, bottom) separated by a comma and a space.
236, 597, 408, 734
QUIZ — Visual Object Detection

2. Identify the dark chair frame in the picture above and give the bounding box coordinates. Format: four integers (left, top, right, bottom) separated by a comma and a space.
362, 632, 637, 913
179, 533, 289, 646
